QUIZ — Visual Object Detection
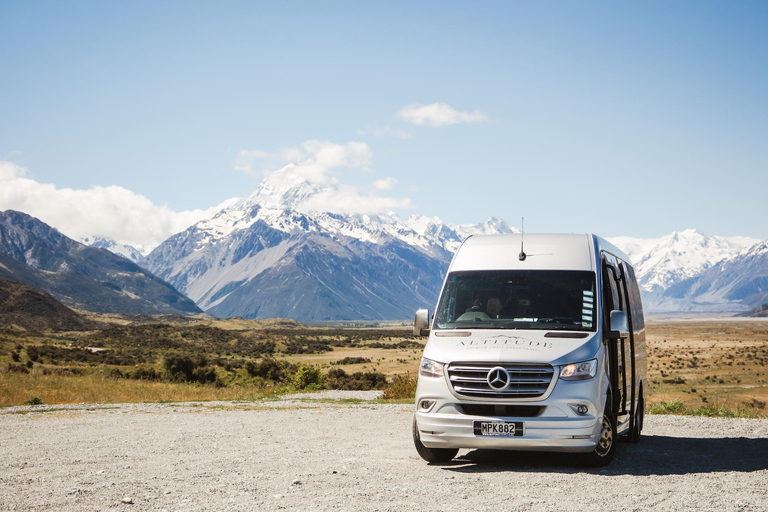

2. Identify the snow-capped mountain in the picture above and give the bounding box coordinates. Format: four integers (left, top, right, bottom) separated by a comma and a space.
654, 240, 768, 312
143, 164, 764, 319
79, 236, 144, 264
0, 210, 201, 315
609, 229, 759, 293
143, 169, 515, 321
405, 215, 518, 253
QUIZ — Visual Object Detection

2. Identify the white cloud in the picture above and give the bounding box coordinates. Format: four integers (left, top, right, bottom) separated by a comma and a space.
0, 138, 413, 252
240, 140, 413, 216
234, 150, 270, 175
397, 102, 487, 127
299, 185, 412, 215
236, 140, 372, 177
372, 177, 397, 191
239, 140, 372, 184
0, 161, 212, 254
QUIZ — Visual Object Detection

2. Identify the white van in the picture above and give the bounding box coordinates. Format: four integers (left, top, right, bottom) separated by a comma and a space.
412, 234, 647, 466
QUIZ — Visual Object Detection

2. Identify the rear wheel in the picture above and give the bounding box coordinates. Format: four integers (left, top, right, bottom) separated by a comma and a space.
412, 416, 458, 463
577, 400, 617, 467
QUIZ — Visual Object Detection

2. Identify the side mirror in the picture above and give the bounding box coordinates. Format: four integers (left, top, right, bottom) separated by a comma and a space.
413, 309, 430, 336
608, 310, 629, 339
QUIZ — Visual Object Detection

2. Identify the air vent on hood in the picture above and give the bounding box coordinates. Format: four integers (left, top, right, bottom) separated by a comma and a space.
544, 332, 589, 338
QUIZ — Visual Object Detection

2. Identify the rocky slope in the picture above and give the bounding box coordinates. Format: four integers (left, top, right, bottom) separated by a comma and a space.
0, 210, 201, 315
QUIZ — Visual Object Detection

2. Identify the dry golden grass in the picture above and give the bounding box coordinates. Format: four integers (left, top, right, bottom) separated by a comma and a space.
3, 317, 766, 417
284, 345, 423, 375
645, 319, 768, 415
0, 371, 265, 407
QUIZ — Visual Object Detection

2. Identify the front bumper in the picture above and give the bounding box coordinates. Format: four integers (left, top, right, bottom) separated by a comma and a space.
415, 373, 606, 453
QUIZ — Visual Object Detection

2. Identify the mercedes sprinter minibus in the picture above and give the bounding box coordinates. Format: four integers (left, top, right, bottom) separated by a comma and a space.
412, 234, 646, 466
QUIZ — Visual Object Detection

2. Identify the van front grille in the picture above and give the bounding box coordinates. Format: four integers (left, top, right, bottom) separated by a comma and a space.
446, 363, 554, 399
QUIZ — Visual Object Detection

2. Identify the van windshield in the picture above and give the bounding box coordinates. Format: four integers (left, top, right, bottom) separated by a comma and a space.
434, 270, 597, 331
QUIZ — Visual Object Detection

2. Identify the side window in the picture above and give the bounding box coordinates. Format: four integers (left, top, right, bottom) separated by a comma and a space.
602, 263, 622, 312
602, 256, 624, 331
624, 264, 645, 331
615, 267, 628, 312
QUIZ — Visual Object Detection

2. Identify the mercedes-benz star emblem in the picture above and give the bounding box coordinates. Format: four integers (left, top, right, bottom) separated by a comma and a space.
487, 367, 510, 390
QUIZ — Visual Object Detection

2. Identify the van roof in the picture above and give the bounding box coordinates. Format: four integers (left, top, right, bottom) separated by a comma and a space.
450, 233, 630, 272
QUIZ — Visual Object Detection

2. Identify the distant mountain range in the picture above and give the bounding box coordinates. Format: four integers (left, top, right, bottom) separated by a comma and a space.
657, 240, 768, 312
0, 210, 202, 316
606, 230, 761, 312
4, 169, 766, 320
138, 167, 763, 319
141, 168, 516, 321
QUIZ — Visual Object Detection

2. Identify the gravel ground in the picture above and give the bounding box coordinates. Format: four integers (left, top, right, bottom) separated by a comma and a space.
1, 392, 767, 511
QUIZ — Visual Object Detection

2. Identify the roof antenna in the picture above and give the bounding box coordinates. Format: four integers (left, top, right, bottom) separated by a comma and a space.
519, 217, 527, 261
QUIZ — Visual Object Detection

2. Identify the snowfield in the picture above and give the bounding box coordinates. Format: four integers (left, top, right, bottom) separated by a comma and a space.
2, 393, 766, 511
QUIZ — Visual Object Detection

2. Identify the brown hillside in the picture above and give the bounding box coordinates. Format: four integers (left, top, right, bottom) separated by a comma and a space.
0, 278, 98, 331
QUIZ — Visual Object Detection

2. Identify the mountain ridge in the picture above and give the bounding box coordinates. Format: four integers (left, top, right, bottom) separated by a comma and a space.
0, 210, 202, 316
27, 168, 765, 319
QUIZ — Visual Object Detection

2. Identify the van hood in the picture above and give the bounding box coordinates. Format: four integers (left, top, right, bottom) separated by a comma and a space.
422, 330, 600, 366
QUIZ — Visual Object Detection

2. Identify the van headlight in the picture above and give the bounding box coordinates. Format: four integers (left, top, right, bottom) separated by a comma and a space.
419, 357, 445, 378
559, 359, 597, 381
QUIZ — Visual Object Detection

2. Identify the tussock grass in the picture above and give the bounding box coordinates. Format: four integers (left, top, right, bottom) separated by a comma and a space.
648, 399, 686, 415
649, 399, 766, 419
0, 371, 265, 407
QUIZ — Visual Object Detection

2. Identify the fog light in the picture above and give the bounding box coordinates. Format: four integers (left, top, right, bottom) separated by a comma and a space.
569, 403, 589, 416
419, 399, 436, 412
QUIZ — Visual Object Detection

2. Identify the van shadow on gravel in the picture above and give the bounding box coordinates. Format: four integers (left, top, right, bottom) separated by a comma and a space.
439, 435, 768, 476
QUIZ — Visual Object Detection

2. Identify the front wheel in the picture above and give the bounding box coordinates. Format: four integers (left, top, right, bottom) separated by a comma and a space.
412, 417, 458, 463
577, 401, 617, 467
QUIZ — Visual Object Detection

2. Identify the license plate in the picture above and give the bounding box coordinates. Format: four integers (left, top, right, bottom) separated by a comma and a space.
474, 421, 524, 436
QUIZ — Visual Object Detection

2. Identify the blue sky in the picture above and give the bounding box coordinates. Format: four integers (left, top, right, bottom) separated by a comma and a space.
1, 0, 767, 244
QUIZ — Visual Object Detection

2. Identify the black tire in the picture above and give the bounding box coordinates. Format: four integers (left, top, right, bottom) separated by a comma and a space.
629, 392, 644, 444
577, 400, 617, 467
412, 416, 458, 463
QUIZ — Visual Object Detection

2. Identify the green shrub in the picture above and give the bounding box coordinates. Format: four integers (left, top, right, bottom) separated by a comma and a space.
333, 357, 371, 365
164, 355, 197, 381
283, 339, 333, 354
24, 397, 43, 405
26, 346, 39, 362
294, 364, 325, 389
326, 368, 388, 390
381, 373, 417, 399
129, 367, 163, 381
191, 367, 220, 385
245, 358, 295, 382
163, 354, 220, 385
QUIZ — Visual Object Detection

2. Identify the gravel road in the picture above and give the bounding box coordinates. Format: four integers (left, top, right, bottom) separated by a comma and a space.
1, 391, 767, 511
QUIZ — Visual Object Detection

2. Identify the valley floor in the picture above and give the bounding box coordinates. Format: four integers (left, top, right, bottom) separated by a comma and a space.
1, 318, 766, 415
